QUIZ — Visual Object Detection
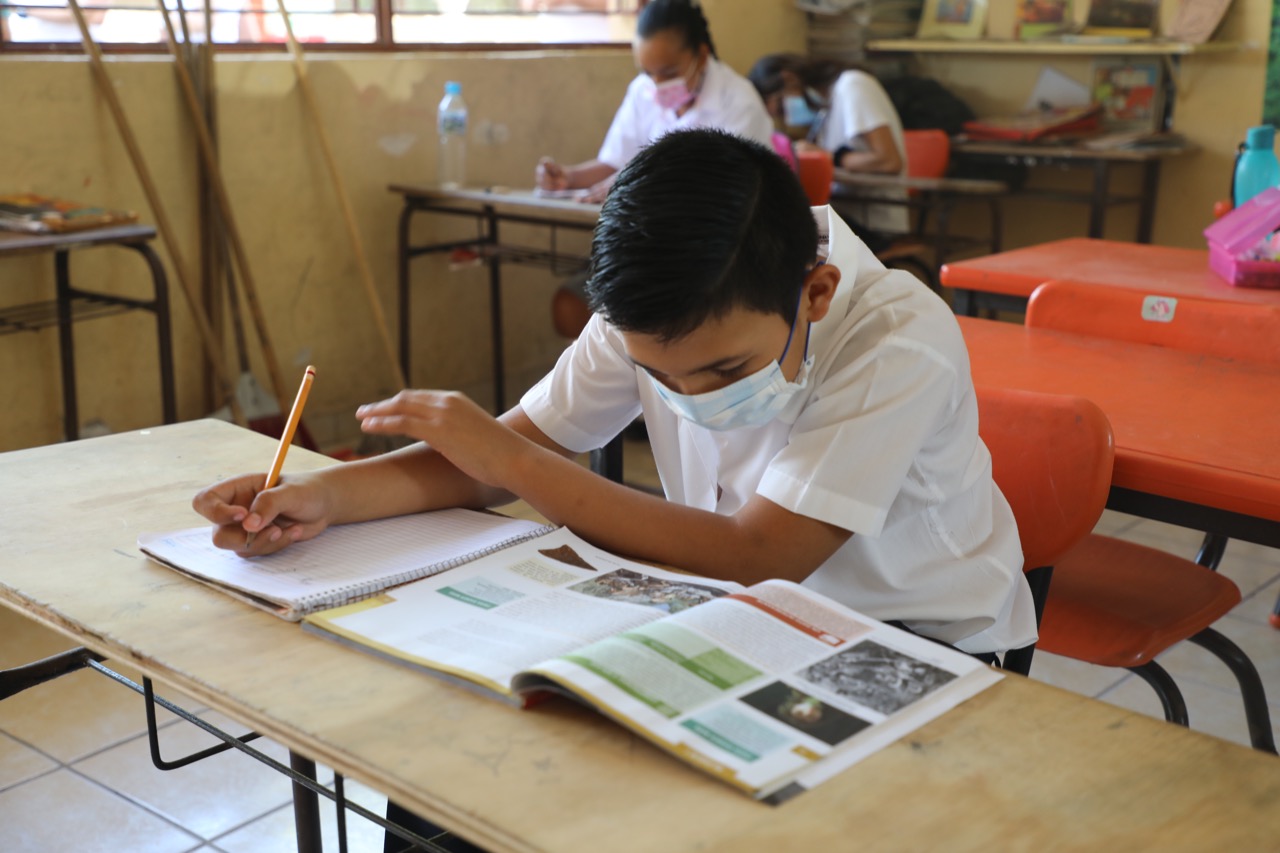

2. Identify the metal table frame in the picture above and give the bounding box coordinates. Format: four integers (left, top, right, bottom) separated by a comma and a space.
0, 225, 177, 440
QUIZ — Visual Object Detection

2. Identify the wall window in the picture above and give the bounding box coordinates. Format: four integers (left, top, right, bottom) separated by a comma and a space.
0, 0, 640, 49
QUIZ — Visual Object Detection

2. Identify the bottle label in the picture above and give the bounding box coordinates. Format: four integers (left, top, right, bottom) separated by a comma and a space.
440, 113, 468, 134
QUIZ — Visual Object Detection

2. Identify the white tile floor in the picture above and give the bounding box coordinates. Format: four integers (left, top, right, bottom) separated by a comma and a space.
1, 438, 1277, 851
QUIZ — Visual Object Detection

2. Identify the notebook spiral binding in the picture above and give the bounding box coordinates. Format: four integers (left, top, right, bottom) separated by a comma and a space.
293, 523, 557, 615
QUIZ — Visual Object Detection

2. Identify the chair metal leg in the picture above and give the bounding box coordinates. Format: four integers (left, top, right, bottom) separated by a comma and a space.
1127, 662, 1190, 726
1186, 628, 1278, 754
1003, 565, 1052, 676
1002, 644, 1036, 676
1194, 532, 1228, 570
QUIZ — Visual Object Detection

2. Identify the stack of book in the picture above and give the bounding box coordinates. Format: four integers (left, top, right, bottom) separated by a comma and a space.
802, 0, 923, 64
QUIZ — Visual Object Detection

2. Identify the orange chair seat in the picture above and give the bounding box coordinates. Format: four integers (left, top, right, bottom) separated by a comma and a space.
1037, 534, 1243, 668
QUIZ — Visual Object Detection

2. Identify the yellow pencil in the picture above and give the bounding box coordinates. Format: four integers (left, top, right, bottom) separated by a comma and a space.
246, 365, 315, 547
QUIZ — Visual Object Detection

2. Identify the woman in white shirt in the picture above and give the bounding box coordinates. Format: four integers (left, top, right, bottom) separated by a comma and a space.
749, 54, 909, 250
541, 0, 775, 338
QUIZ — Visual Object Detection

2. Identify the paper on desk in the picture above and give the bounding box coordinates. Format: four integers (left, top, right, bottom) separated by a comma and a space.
1024, 67, 1091, 112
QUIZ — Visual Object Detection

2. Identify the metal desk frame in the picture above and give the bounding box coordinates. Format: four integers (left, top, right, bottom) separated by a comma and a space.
0, 225, 177, 440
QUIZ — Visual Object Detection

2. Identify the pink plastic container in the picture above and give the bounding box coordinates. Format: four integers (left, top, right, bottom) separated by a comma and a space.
1204, 186, 1280, 289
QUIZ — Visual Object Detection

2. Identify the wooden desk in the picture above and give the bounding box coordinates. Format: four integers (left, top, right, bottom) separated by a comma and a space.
960, 316, 1280, 546
2, 419, 1278, 851
941, 238, 1280, 316
0, 225, 176, 440
953, 140, 1195, 247
389, 184, 600, 412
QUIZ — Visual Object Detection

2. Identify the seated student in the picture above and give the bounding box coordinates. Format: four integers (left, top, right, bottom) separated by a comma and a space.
195, 128, 1034, 850
196, 127, 1033, 654
537, 0, 774, 338
749, 53, 909, 254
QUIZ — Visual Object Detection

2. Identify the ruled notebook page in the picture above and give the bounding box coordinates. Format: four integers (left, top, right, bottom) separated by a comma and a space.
139, 508, 553, 617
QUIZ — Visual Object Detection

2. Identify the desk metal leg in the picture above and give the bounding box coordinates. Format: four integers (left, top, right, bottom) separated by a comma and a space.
291, 751, 324, 853
1088, 160, 1110, 239
125, 241, 177, 425
486, 206, 506, 412
398, 201, 417, 387
1136, 160, 1161, 244
54, 250, 79, 441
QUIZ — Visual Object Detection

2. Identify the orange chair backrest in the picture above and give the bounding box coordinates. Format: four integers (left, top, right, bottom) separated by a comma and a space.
1027, 280, 1280, 368
976, 386, 1115, 571
902, 129, 950, 180
795, 149, 834, 205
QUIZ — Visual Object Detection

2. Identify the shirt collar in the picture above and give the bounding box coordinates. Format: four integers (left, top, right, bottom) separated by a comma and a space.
805, 205, 880, 362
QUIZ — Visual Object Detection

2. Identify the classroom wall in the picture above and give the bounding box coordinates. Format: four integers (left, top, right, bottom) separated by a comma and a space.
0, 1, 806, 452
0, 0, 1266, 452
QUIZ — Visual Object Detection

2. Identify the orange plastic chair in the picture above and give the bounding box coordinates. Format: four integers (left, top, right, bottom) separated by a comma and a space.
901, 128, 950, 181
975, 387, 1114, 674
979, 384, 1277, 753
795, 148, 834, 206
1027, 280, 1280, 367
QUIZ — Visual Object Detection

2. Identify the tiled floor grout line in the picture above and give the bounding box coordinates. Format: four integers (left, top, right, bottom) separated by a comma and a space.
61, 762, 208, 846
0, 762, 61, 797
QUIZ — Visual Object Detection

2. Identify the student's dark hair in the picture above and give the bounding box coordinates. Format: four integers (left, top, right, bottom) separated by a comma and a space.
636, 0, 718, 59
586, 129, 818, 342
747, 53, 851, 100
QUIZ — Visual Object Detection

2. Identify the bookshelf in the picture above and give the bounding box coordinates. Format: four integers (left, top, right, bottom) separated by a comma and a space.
867, 38, 1242, 56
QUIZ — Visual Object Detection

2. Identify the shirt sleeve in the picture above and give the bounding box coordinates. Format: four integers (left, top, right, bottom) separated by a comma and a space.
756, 331, 960, 538
597, 77, 648, 170
825, 71, 899, 150
520, 314, 645, 453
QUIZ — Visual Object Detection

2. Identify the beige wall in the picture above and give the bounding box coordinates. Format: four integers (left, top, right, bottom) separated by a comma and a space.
0, 0, 1266, 452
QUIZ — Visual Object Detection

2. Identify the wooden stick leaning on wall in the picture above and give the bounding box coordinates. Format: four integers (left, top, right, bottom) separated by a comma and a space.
273, 0, 407, 391
66, 0, 246, 426
154, 0, 293, 417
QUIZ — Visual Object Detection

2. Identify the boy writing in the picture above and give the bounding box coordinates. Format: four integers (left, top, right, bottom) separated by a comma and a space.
194, 128, 1035, 660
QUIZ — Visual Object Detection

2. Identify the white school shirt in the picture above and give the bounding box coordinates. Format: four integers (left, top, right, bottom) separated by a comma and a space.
597, 57, 776, 170
817, 70, 910, 235
520, 207, 1036, 654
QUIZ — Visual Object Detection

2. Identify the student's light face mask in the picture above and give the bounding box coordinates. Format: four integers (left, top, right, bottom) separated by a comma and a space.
783, 94, 819, 128
650, 58, 702, 111
647, 286, 814, 431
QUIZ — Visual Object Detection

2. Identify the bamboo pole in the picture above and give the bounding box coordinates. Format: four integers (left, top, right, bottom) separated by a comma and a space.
272, 0, 407, 391
67, 0, 246, 426
155, 0, 293, 416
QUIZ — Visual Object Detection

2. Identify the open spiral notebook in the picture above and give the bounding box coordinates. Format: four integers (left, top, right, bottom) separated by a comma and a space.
138, 508, 554, 621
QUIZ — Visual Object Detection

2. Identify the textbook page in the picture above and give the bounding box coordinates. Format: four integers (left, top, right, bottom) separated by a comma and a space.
518, 580, 1001, 800
138, 509, 552, 620
303, 527, 744, 700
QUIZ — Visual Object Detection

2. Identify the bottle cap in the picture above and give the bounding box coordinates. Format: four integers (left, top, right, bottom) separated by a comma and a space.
445, 81, 462, 95
1246, 125, 1275, 150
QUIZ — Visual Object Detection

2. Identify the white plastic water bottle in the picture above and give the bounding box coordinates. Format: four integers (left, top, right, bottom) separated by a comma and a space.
437, 81, 468, 189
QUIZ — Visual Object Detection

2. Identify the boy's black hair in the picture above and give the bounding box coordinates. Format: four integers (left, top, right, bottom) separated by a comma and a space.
637, 0, 718, 59
586, 128, 819, 342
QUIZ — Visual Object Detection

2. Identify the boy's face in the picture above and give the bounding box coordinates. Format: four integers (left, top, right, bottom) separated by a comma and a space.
619, 265, 840, 397
622, 306, 801, 398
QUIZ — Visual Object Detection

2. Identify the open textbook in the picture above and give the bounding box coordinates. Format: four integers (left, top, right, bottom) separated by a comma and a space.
300, 525, 1003, 803
138, 509, 554, 621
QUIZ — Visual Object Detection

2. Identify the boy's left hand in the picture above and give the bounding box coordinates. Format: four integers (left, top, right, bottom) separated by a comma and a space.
356, 390, 526, 489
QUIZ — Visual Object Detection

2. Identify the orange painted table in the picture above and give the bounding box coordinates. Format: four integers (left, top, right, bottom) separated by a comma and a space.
942, 238, 1280, 316
960, 316, 1280, 547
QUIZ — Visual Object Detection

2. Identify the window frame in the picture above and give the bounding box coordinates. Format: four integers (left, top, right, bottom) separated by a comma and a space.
0, 0, 641, 54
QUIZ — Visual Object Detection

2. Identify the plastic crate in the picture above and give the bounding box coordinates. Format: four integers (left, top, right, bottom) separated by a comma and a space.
1204, 186, 1280, 289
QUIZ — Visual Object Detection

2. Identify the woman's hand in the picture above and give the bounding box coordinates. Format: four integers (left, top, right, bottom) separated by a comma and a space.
536, 157, 570, 191
192, 471, 335, 557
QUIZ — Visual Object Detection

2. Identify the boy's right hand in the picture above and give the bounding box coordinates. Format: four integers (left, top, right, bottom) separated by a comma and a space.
192, 472, 333, 557
535, 157, 569, 191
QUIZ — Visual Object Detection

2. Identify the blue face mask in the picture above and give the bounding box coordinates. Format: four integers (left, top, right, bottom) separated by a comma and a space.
647, 286, 814, 431
782, 94, 818, 128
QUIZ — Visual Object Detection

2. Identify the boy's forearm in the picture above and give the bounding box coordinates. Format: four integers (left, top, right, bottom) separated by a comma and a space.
311, 443, 511, 525
504, 443, 825, 586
